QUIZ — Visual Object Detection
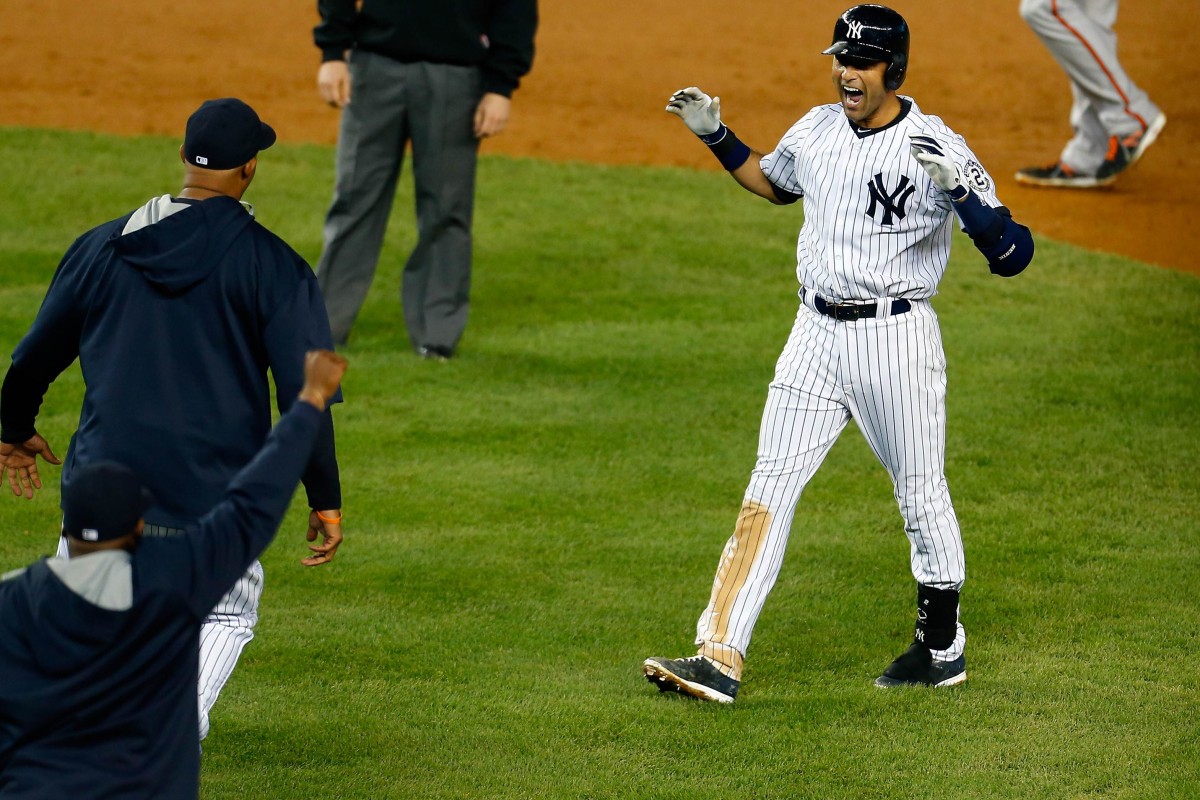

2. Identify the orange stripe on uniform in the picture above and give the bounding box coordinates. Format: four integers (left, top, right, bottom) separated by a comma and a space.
1051, 0, 1148, 132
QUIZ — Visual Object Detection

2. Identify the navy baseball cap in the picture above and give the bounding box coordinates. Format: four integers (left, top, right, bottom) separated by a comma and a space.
61, 461, 155, 542
183, 98, 277, 170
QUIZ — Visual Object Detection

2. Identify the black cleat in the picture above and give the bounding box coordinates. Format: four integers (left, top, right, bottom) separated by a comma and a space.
418, 345, 453, 362
1096, 111, 1167, 181
1014, 160, 1112, 189
643, 655, 740, 703
874, 643, 966, 688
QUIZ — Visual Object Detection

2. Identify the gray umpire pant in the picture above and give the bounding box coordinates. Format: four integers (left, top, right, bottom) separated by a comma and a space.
316, 52, 481, 351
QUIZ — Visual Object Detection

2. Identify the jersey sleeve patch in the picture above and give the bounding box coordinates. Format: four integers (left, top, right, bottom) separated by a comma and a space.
962, 160, 992, 194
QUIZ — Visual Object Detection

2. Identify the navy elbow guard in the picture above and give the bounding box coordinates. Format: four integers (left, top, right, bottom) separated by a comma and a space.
979, 217, 1034, 277
950, 189, 1033, 277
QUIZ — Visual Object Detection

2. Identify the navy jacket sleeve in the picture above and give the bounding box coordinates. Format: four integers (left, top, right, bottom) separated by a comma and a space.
0, 236, 92, 443
314, 0, 357, 62
261, 248, 342, 511
483, 0, 538, 96
179, 401, 324, 618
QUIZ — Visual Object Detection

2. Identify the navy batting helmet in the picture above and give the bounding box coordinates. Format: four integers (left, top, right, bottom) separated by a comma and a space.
822, 5, 910, 91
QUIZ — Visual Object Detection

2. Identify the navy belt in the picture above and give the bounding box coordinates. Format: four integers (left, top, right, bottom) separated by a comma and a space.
804, 289, 912, 322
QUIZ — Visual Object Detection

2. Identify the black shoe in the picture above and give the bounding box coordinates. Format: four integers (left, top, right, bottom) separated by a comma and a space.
1096, 111, 1167, 182
418, 345, 452, 362
643, 655, 739, 703
1014, 160, 1112, 189
874, 643, 966, 688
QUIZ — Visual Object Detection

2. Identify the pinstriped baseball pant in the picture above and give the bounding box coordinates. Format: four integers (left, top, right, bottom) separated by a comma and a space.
696, 300, 966, 678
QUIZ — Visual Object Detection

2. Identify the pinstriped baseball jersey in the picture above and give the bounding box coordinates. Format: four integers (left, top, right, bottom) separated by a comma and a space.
687, 97, 991, 681
761, 98, 1000, 301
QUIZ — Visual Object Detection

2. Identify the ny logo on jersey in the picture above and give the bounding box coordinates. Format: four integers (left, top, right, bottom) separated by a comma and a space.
847, 20, 864, 39
866, 173, 916, 226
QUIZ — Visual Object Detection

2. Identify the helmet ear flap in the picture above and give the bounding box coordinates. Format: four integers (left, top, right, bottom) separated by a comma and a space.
885, 51, 907, 90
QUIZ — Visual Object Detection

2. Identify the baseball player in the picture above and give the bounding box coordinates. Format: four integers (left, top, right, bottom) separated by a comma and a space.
643, 4, 1034, 702
1016, 0, 1165, 188
0, 351, 346, 800
0, 99, 344, 739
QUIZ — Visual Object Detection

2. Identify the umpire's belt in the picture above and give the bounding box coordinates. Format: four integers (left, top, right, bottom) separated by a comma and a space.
803, 288, 912, 322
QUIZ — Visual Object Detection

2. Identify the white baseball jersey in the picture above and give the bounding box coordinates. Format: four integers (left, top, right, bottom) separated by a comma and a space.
762, 98, 999, 302
693, 98, 987, 679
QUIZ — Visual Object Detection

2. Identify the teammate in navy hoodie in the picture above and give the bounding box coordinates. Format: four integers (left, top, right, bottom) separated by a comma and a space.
0, 99, 345, 740
0, 350, 347, 799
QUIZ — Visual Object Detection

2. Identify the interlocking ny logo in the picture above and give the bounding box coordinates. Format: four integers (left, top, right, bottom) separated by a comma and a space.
847, 20, 864, 39
866, 173, 915, 226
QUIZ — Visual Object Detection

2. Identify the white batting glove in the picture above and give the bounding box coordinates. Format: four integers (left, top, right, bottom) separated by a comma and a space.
666, 87, 722, 136
908, 133, 968, 200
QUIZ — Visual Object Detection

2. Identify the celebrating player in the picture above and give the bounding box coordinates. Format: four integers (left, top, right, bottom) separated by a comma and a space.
644, 4, 1034, 702
0, 98, 345, 739
0, 351, 347, 799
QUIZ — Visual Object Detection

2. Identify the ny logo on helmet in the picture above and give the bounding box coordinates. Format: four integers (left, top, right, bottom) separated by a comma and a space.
847, 20, 864, 39
866, 173, 915, 227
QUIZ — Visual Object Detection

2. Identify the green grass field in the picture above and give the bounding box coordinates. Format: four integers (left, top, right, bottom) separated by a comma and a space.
1, 127, 1198, 799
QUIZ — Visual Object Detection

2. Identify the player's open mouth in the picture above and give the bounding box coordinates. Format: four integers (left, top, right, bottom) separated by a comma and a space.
842, 86, 863, 107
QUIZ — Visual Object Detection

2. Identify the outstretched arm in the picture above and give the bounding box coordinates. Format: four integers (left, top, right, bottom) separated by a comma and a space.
665, 87, 790, 204
1, 241, 89, 499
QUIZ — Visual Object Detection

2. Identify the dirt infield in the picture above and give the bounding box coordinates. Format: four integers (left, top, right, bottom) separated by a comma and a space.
4, 0, 1194, 274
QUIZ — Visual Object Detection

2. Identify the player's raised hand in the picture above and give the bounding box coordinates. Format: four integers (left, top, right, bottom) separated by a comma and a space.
666, 87, 722, 136
908, 132, 967, 199
0, 434, 62, 500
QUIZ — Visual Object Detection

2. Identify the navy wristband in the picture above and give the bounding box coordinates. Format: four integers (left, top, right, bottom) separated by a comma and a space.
700, 125, 752, 172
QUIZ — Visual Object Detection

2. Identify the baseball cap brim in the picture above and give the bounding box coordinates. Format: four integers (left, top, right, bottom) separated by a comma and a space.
257, 122, 278, 152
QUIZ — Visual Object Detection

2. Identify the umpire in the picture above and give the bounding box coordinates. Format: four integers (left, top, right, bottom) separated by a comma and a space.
0, 350, 346, 799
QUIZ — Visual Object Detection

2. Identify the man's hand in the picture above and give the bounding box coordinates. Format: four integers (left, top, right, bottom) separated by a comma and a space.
298, 350, 348, 411
318, 60, 352, 108
666, 87, 722, 136
908, 133, 968, 200
0, 434, 62, 499
474, 93, 512, 138
304, 509, 343, 566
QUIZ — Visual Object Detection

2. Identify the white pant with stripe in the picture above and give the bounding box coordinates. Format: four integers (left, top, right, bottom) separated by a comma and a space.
696, 300, 966, 677
1019, 0, 1161, 172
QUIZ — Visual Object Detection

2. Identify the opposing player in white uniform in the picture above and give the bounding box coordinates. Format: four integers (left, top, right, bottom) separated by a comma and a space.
643, 4, 1034, 702
1016, 0, 1165, 188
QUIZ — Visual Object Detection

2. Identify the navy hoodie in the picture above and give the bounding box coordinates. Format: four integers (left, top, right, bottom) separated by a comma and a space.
0, 401, 322, 798
1, 195, 341, 526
